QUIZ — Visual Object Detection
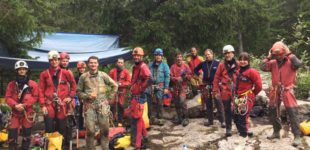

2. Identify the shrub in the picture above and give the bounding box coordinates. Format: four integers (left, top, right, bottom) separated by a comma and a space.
296, 71, 310, 99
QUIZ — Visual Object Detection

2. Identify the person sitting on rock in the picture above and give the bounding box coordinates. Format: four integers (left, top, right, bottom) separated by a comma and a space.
260, 41, 303, 147
233, 52, 262, 137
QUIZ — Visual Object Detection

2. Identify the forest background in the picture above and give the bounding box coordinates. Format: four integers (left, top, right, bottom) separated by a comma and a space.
0, 0, 309, 98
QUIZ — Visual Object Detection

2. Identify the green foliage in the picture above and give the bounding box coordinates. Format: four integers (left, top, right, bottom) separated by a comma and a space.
0, 0, 61, 57
0, 103, 11, 112
32, 102, 41, 113
296, 71, 310, 99
299, 50, 310, 70
0, 0, 309, 61
249, 53, 264, 70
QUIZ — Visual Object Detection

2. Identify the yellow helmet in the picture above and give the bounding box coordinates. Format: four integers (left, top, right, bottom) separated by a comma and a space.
132, 47, 144, 56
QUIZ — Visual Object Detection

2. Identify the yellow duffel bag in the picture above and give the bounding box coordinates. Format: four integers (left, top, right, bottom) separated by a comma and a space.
300, 120, 310, 135
114, 135, 131, 149
45, 132, 63, 150
143, 102, 150, 129
0, 98, 5, 104
0, 129, 8, 142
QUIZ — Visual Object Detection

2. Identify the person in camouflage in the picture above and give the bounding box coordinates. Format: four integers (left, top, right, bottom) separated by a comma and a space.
77, 56, 118, 150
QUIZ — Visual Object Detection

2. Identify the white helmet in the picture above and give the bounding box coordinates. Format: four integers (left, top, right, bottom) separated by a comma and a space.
48, 50, 60, 60
223, 45, 235, 53
15, 60, 28, 70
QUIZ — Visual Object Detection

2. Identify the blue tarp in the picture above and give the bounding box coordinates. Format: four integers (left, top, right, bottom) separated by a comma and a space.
0, 33, 131, 69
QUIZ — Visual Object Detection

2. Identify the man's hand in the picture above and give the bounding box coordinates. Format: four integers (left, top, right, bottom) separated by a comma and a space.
63, 97, 72, 103
193, 75, 200, 80
267, 50, 272, 59
212, 91, 219, 99
15, 104, 24, 112
42, 106, 48, 115
164, 89, 169, 94
89, 91, 97, 100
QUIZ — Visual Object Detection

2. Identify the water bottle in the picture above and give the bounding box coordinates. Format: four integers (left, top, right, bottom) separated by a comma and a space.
182, 144, 188, 150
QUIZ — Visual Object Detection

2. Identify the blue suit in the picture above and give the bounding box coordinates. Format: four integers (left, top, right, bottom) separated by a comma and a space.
194, 59, 224, 126
146, 61, 170, 121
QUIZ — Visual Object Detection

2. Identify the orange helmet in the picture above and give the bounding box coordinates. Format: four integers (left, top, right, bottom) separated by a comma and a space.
59, 52, 70, 60
77, 61, 86, 68
270, 41, 288, 55
132, 47, 144, 56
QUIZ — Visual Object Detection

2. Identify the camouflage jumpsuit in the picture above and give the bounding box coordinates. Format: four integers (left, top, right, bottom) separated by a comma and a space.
77, 71, 118, 150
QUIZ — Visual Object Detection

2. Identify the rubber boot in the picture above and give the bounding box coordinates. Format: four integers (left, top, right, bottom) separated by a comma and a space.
8, 142, 17, 150
100, 136, 109, 150
220, 122, 226, 128
287, 108, 302, 147
225, 128, 232, 137
215, 98, 225, 128
223, 100, 232, 137
21, 128, 32, 150
157, 119, 165, 126
267, 107, 281, 140
86, 134, 95, 149
182, 118, 189, 127
173, 98, 183, 125
8, 129, 18, 150
173, 116, 182, 125
204, 99, 213, 127
182, 101, 189, 127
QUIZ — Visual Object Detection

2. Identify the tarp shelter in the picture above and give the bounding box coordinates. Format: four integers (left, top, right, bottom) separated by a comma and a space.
0, 33, 132, 69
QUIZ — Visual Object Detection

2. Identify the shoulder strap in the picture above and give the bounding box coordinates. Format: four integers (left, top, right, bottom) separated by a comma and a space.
16, 81, 30, 103
47, 69, 62, 94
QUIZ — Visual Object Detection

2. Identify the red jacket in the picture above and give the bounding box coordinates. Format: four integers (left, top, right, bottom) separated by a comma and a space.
236, 67, 262, 96
131, 62, 151, 95
170, 63, 192, 87
213, 60, 239, 100
109, 68, 131, 88
261, 54, 298, 88
186, 55, 204, 73
5, 80, 39, 113
260, 54, 301, 108
39, 67, 76, 107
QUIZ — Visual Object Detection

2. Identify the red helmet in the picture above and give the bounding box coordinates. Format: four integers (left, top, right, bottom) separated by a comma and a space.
59, 52, 70, 60
77, 61, 86, 68
270, 41, 288, 55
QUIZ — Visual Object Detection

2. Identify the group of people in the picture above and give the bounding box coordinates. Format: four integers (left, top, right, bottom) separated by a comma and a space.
4, 41, 303, 150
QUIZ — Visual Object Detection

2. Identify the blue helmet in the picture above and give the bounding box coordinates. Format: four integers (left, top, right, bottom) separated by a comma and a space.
154, 48, 163, 56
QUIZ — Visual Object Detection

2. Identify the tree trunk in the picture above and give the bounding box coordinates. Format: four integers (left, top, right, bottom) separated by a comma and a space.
238, 30, 244, 54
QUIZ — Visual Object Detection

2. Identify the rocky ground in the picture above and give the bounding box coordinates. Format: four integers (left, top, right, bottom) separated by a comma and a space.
2, 72, 310, 150
77, 98, 310, 150
144, 101, 310, 150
